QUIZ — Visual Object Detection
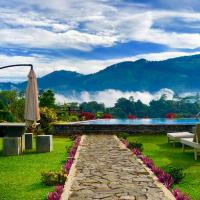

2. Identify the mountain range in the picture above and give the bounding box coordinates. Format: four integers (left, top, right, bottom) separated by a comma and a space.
1, 54, 200, 94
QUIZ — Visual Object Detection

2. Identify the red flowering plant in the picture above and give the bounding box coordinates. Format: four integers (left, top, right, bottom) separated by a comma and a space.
80, 112, 96, 120
102, 113, 112, 119
127, 115, 136, 119
166, 113, 176, 119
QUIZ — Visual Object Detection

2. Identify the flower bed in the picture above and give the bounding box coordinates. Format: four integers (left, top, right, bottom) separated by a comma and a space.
47, 136, 81, 200
121, 139, 191, 200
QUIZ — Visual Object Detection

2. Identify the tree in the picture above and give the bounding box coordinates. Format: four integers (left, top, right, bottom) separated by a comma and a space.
0, 91, 25, 122
113, 98, 135, 118
80, 101, 105, 113
134, 100, 149, 117
0, 100, 5, 110
39, 90, 55, 108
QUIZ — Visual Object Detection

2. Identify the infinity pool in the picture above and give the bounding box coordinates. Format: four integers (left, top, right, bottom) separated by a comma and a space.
80, 118, 200, 125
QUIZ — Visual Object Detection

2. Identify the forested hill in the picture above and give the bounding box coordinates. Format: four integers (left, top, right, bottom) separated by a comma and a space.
1, 54, 200, 93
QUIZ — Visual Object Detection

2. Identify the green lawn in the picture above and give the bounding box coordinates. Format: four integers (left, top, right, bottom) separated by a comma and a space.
128, 135, 200, 200
0, 137, 72, 200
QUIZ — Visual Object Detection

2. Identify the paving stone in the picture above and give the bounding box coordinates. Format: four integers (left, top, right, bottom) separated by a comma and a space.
61, 135, 174, 200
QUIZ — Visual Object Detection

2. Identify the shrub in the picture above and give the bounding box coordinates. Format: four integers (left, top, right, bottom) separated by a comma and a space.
157, 170, 174, 189
172, 189, 191, 200
118, 132, 129, 140
128, 141, 143, 152
47, 185, 64, 200
127, 115, 136, 119
81, 112, 96, 120
0, 110, 15, 122
68, 115, 79, 122
166, 167, 185, 184
166, 113, 176, 119
40, 107, 58, 134
41, 171, 67, 186
102, 113, 112, 119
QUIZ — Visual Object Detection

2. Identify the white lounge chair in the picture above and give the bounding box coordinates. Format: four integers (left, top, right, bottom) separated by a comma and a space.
180, 124, 200, 160
180, 138, 200, 160
167, 131, 194, 147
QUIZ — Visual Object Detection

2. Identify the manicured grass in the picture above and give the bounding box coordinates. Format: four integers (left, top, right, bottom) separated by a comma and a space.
0, 137, 73, 200
128, 135, 200, 200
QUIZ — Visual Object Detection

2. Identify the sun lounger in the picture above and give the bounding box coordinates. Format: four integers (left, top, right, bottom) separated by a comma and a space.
180, 124, 200, 160
180, 138, 200, 160
167, 132, 194, 146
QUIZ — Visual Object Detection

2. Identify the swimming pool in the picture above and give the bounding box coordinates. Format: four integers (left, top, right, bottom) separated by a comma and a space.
80, 118, 200, 125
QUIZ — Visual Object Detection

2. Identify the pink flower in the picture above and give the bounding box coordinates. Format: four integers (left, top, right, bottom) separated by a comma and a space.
172, 189, 191, 200
47, 185, 63, 200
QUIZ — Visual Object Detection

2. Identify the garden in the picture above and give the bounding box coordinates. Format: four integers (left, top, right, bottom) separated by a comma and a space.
126, 134, 200, 200
1, 89, 200, 200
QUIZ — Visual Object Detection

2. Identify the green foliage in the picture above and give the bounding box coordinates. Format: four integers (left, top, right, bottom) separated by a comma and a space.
39, 89, 55, 108
166, 167, 185, 184
128, 141, 143, 152
68, 115, 79, 122
0, 110, 14, 122
0, 100, 5, 110
40, 107, 58, 134
80, 101, 105, 113
0, 90, 24, 122
117, 132, 129, 140
96, 111, 103, 119
41, 171, 67, 186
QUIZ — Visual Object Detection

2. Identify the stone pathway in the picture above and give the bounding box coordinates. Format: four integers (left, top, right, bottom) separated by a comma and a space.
61, 135, 175, 200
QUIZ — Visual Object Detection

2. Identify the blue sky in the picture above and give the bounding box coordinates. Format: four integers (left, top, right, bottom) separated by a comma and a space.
0, 0, 200, 81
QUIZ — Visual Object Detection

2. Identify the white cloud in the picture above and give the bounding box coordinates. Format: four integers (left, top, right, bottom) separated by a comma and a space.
0, 1, 200, 50
0, 28, 116, 50
54, 88, 174, 107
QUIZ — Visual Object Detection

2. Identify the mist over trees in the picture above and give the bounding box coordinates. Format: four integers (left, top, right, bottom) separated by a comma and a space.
80, 94, 200, 118
1, 90, 200, 123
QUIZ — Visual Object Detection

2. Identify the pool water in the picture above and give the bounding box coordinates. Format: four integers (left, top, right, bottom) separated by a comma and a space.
80, 118, 200, 125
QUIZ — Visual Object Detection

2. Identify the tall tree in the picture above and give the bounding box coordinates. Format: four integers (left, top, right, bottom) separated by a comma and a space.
39, 90, 55, 108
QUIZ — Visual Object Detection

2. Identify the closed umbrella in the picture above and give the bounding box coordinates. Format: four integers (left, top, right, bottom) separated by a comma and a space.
24, 68, 40, 127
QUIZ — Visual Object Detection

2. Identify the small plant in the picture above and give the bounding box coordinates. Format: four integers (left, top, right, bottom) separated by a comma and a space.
102, 113, 112, 119
118, 132, 129, 140
128, 141, 143, 152
172, 188, 191, 200
166, 167, 185, 184
157, 170, 174, 189
47, 185, 64, 200
41, 171, 67, 186
140, 156, 154, 169
132, 148, 142, 157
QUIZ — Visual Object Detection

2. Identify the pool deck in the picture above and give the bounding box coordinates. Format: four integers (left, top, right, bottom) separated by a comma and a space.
61, 135, 175, 200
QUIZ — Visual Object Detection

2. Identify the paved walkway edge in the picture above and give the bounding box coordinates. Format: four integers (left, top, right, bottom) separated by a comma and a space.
114, 135, 175, 200
61, 135, 86, 200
